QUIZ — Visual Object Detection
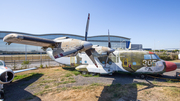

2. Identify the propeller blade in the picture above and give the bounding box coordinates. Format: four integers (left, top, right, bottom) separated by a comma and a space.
84, 14, 97, 67
85, 13, 90, 41
108, 29, 111, 48
112, 52, 116, 56
104, 53, 109, 67
85, 49, 98, 68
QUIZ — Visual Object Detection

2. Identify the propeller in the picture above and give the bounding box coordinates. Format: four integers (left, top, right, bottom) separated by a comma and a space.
84, 13, 98, 68
104, 30, 115, 67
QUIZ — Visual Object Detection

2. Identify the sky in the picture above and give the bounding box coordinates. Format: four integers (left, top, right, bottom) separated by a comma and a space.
0, 0, 180, 50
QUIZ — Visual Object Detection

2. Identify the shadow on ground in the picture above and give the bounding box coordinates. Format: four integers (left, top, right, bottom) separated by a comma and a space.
98, 73, 137, 101
4, 73, 43, 101
98, 72, 180, 101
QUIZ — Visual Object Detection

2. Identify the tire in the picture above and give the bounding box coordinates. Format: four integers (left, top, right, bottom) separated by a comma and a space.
0, 91, 4, 99
82, 71, 87, 75
140, 74, 146, 79
90, 72, 96, 76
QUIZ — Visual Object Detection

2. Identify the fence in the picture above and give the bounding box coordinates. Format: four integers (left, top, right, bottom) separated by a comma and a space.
0, 54, 60, 70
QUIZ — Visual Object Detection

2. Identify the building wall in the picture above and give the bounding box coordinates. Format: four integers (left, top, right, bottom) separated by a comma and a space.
131, 44, 143, 50
0, 31, 130, 54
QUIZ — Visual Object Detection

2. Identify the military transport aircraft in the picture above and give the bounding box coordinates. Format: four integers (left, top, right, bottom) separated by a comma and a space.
0, 60, 36, 100
57, 30, 177, 78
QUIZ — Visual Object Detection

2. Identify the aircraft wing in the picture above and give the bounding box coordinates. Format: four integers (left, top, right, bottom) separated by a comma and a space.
13, 67, 37, 73
3, 33, 56, 47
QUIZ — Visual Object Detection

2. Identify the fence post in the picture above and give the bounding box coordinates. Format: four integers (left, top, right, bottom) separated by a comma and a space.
13, 60, 16, 70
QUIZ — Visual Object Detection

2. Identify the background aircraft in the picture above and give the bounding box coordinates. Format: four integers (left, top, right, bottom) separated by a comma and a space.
0, 60, 36, 100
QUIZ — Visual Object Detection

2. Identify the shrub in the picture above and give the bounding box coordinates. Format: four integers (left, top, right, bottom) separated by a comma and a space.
40, 64, 43, 68
21, 61, 30, 69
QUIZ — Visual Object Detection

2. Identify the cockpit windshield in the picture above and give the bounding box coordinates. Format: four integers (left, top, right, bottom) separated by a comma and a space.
152, 54, 160, 59
144, 54, 160, 60
154, 54, 160, 59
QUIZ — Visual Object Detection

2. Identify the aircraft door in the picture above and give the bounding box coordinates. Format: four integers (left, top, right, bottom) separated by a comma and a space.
123, 58, 128, 67
120, 52, 135, 72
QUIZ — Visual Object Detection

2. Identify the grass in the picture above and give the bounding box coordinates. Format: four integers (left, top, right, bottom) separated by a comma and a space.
90, 83, 103, 86
55, 80, 76, 86
13, 73, 43, 81
82, 73, 100, 77
45, 85, 50, 89
64, 73, 73, 77
70, 70, 81, 75
72, 86, 83, 89
40, 80, 56, 83
166, 79, 174, 83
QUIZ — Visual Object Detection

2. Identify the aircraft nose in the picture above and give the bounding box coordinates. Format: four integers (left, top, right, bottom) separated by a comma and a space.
165, 61, 177, 72
82, 41, 92, 50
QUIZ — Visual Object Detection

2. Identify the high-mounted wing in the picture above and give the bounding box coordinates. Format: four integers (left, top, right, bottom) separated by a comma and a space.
3, 33, 55, 47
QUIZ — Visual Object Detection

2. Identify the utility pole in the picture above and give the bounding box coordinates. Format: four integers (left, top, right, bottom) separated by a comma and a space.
25, 45, 27, 61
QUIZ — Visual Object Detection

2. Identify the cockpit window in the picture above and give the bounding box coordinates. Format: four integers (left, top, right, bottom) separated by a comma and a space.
144, 55, 151, 59
0, 61, 3, 66
153, 54, 160, 59
151, 54, 158, 59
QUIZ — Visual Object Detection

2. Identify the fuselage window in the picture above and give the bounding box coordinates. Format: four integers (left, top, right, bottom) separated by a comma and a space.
144, 55, 151, 60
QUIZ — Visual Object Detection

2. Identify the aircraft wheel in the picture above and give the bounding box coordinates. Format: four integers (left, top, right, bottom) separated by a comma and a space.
140, 74, 146, 79
82, 71, 87, 75
0, 90, 4, 100
90, 72, 96, 76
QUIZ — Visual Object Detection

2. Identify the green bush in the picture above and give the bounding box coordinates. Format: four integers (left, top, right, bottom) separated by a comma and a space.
40, 64, 43, 68
172, 55, 178, 60
159, 55, 171, 60
21, 61, 30, 69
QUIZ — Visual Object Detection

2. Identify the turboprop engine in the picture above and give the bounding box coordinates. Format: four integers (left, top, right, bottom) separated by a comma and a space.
92, 45, 115, 57
0, 67, 14, 84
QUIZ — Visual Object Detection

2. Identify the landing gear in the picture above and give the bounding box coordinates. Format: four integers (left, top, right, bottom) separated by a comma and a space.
82, 71, 87, 75
140, 74, 146, 79
0, 91, 4, 100
0, 84, 4, 101
90, 72, 96, 76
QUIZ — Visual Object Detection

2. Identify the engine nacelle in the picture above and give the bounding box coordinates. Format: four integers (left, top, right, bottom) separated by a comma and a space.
0, 68, 14, 84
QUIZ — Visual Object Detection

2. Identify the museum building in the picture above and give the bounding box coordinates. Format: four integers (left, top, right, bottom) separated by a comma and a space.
0, 31, 131, 55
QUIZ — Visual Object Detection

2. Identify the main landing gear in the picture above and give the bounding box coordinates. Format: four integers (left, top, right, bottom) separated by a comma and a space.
81, 71, 97, 76
140, 74, 147, 79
